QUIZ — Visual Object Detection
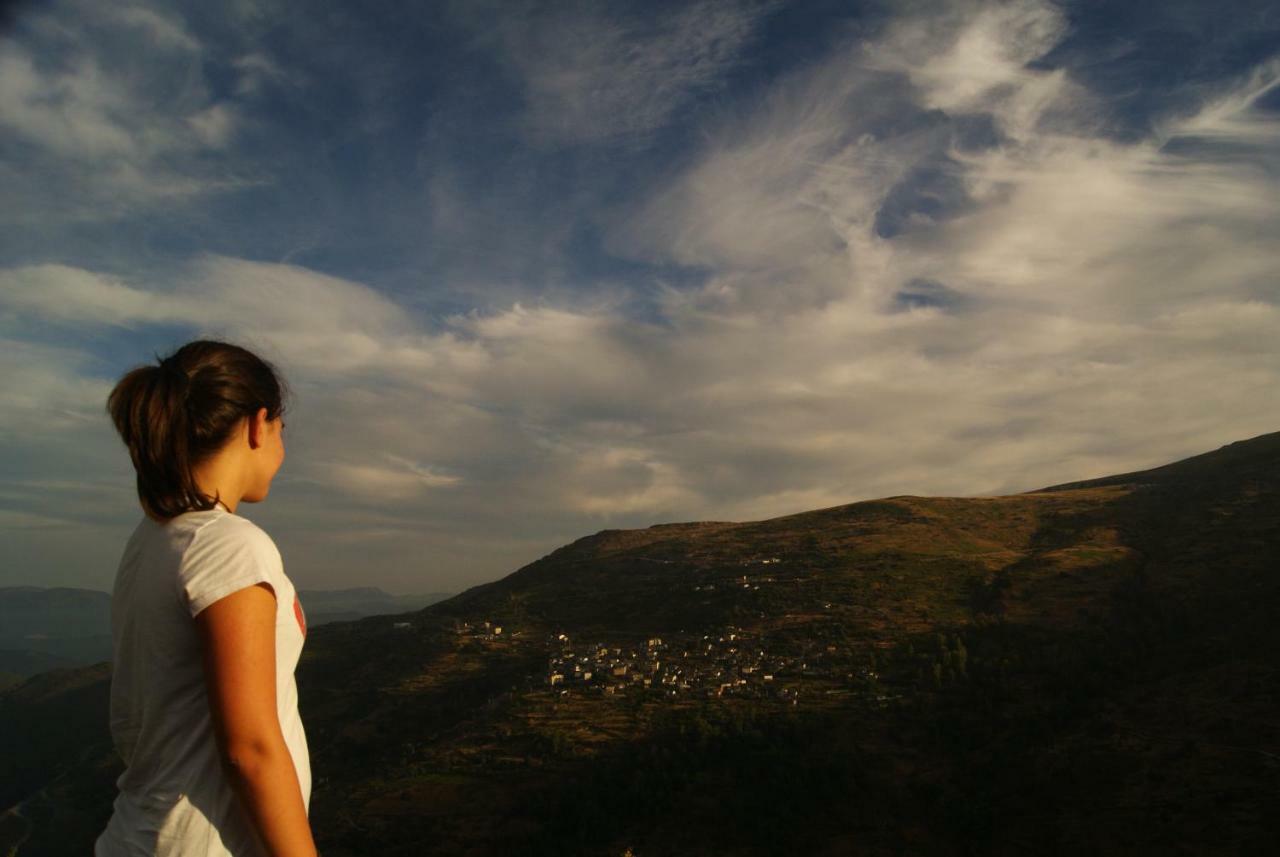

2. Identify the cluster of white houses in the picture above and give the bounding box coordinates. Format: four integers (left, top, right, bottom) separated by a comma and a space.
540, 626, 843, 701
439, 614, 882, 704
450, 619, 508, 638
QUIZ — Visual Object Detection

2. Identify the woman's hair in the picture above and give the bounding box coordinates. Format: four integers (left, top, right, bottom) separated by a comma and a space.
107, 339, 290, 521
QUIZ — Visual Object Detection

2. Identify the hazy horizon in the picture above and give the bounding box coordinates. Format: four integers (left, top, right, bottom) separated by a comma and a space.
3, 0, 1278, 594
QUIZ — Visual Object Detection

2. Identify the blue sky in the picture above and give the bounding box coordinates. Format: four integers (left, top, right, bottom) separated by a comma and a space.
2, 0, 1278, 594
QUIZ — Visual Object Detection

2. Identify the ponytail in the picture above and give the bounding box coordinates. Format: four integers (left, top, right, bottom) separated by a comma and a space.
106, 340, 290, 521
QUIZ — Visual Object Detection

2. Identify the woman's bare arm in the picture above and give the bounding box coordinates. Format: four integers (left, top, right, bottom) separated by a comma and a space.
196, 583, 317, 857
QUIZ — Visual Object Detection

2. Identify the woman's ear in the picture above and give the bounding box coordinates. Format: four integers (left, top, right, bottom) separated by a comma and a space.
247, 407, 269, 450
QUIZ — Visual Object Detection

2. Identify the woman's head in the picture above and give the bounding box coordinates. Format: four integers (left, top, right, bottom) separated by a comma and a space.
107, 339, 290, 521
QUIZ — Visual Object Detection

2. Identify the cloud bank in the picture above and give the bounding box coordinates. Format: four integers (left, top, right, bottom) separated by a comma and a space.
2, 0, 1278, 593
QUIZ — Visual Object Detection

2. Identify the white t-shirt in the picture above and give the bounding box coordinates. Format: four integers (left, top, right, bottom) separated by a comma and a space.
94, 502, 310, 856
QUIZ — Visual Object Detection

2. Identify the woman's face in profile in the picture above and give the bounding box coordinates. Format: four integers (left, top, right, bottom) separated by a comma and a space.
245, 414, 286, 503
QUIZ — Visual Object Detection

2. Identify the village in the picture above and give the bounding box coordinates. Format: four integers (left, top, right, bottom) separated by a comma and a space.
438, 616, 888, 705
426, 555, 898, 708
538, 626, 816, 702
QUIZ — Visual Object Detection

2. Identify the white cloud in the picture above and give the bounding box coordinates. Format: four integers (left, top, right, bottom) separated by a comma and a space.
0, 44, 234, 161
0, 338, 114, 435
558, 445, 703, 516
0, 264, 186, 325
485, 0, 772, 146
232, 52, 298, 96
604, 0, 1280, 510
0, 51, 139, 159
1160, 56, 1280, 143
110, 5, 201, 53
329, 456, 461, 502
186, 104, 239, 148
3, 0, 1279, 592
0, 1, 253, 220
865, 0, 1070, 122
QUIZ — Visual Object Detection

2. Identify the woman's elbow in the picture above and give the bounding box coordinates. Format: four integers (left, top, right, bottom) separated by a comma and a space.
220, 734, 288, 780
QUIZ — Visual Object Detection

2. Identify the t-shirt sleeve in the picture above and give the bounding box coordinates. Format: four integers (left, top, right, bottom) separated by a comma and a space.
177, 518, 282, 618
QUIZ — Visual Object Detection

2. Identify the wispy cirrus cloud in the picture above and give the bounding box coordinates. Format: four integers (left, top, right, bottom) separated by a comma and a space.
328, 456, 463, 502
474, 0, 774, 146
0, 1, 277, 226
2, 0, 1278, 594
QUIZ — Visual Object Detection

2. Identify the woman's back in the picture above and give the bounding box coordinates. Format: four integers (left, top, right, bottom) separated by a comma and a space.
95, 504, 309, 856
98, 338, 315, 855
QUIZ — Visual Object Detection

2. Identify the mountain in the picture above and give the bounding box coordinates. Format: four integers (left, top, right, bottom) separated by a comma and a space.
0, 650, 79, 680
2, 430, 1278, 856
0, 586, 453, 681
297, 587, 454, 626
0, 588, 112, 676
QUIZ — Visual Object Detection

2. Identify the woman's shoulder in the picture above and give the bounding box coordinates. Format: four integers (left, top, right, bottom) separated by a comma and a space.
198, 508, 270, 536
175, 512, 285, 617
184, 511, 282, 568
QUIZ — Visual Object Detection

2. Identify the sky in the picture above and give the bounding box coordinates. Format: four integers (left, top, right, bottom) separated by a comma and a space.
1, 0, 1278, 596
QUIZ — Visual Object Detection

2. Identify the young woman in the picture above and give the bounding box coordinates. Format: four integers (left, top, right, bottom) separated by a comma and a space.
94, 340, 317, 857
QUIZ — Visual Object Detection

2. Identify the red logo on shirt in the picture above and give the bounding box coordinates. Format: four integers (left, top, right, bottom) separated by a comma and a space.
293, 593, 307, 637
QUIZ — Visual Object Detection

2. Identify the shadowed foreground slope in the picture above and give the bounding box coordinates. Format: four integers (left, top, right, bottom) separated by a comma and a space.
3, 431, 1278, 855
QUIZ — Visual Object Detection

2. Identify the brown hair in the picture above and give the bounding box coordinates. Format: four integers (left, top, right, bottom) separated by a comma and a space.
106, 339, 290, 521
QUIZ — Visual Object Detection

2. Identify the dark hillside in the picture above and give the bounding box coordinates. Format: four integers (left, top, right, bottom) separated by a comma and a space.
3, 431, 1278, 855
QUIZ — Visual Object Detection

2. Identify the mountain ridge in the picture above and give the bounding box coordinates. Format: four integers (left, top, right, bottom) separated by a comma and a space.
431, 429, 1277, 633
1025, 428, 1280, 492
4, 429, 1278, 855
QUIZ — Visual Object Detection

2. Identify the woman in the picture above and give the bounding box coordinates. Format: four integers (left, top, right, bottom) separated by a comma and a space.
94, 340, 317, 857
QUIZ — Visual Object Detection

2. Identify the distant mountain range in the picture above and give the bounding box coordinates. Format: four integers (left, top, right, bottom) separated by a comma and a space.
0, 586, 452, 686
2, 430, 1277, 855
296, 587, 454, 626
0, 588, 111, 686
